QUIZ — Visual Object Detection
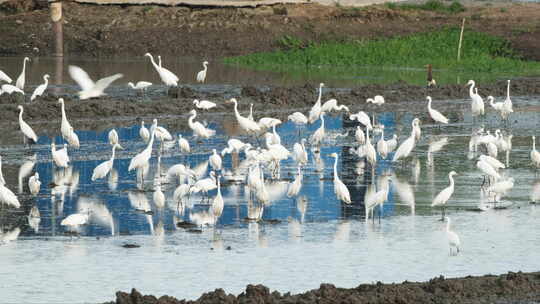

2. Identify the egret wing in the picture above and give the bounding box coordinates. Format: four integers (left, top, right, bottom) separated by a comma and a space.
69, 66, 95, 91
94, 73, 123, 94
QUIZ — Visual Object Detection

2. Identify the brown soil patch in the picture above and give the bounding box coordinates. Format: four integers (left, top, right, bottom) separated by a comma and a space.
0, 1, 539, 60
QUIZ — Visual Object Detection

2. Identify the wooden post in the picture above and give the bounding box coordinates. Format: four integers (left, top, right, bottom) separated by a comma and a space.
50, 1, 64, 57
457, 18, 466, 62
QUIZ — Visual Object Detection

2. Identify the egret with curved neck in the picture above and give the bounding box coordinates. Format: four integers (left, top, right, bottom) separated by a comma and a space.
330, 153, 351, 204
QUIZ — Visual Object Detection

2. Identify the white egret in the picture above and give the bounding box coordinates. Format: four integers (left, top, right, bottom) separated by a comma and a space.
129, 120, 157, 181
209, 149, 222, 171
258, 117, 282, 130
61, 212, 89, 229
293, 139, 308, 166
190, 171, 217, 198
355, 126, 365, 145
15, 57, 30, 90
478, 155, 504, 170
486, 141, 498, 158
494, 130, 509, 152
386, 134, 398, 152
153, 182, 165, 209
108, 129, 123, 149
188, 109, 216, 139
1, 84, 24, 95
58, 98, 74, 142
0, 155, 5, 185
392, 119, 418, 162
193, 99, 216, 110
321, 98, 349, 113
167, 164, 196, 183
226, 98, 262, 134
376, 126, 388, 159
349, 111, 372, 130
28, 172, 41, 196
531, 136, 540, 169
51, 143, 69, 168
467, 80, 485, 117
17, 105, 38, 144
211, 176, 224, 220
30, 74, 49, 101
427, 96, 449, 125
308, 83, 324, 124
91, 144, 121, 181
431, 171, 457, 220
154, 124, 173, 142
66, 127, 80, 149
330, 153, 351, 204
28, 205, 40, 232
196, 61, 208, 83
477, 158, 500, 181
128, 81, 152, 97
366, 95, 384, 105
248, 103, 254, 121
221, 139, 251, 156
445, 216, 461, 255
144, 53, 179, 87
139, 121, 150, 143
0, 69, 12, 83
288, 112, 308, 125
365, 128, 377, 167
503, 79, 513, 118
488, 96, 505, 118
486, 178, 514, 203
68, 65, 123, 100
365, 177, 392, 220
0, 182, 21, 209
310, 113, 325, 146
287, 166, 303, 198
178, 134, 190, 153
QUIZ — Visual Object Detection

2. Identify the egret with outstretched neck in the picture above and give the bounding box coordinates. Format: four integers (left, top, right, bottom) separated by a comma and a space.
17, 105, 38, 145
308, 83, 324, 124
30, 74, 50, 101
427, 96, 449, 125
92, 144, 122, 181
431, 171, 457, 220
227, 98, 261, 135
15, 57, 30, 91
330, 153, 351, 204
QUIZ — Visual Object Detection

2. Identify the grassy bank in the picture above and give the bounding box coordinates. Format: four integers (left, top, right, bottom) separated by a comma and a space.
224, 28, 540, 84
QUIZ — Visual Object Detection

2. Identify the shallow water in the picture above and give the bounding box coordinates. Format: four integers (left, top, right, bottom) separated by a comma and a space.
1, 92, 540, 302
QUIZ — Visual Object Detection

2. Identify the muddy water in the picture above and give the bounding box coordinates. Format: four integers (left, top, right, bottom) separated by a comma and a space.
1, 93, 540, 302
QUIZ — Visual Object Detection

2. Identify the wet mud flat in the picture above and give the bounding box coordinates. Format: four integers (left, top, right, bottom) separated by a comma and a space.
1, 78, 539, 127
109, 271, 540, 304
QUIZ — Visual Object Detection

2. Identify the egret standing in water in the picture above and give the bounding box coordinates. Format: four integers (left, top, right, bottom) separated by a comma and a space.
308, 83, 324, 124
92, 144, 122, 181
431, 171, 457, 220
330, 153, 351, 204
393, 119, 419, 162
139, 121, 150, 143
445, 216, 461, 255
129, 120, 157, 183
30, 74, 49, 101
108, 129, 123, 149
17, 105, 38, 145
310, 113, 325, 147
144, 53, 178, 90
196, 61, 208, 83
28, 172, 41, 196
531, 136, 540, 170
467, 80, 485, 118
193, 99, 216, 111
128, 81, 152, 98
15, 57, 30, 91
427, 96, 449, 125
188, 109, 216, 139
227, 98, 261, 135
209, 149, 222, 171
287, 166, 303, 198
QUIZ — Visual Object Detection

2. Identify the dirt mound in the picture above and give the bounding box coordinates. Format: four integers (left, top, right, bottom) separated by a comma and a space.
108, 271, 540, 304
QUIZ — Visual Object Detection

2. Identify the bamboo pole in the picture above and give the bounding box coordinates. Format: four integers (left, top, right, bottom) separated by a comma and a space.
457, 18, 466, 62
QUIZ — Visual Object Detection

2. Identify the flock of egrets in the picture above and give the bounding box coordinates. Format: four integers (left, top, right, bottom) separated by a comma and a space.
0, 54, 531, 255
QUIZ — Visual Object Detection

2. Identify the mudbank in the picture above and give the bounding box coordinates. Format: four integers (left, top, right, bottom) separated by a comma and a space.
108, 271, 540, 304
1, 78, 539, 127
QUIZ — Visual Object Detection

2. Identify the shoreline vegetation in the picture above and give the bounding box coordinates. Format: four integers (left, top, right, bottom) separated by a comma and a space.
108, 271, 540, 304
224, 28, 540, 84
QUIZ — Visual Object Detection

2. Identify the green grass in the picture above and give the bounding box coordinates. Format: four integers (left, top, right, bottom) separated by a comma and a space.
385, 0, 465, 14
224, 28, 540, 74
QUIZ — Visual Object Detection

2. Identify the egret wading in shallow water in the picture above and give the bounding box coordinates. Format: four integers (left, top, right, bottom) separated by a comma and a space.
196, 61, 208, 83
51, 143, 69, 168
308, 83, 324, 124
178, 134, 190, 155
330, 153, 351, 204
129, 120, 157, 184
427, 96, 449, 126
144, 53, 178, 93
211, 176, 224, 221
128, 81, 152, 98
193, 99, 216, 111
139, 121, 150, 143
209, 149, 222, 171
393, 118, 419, 163
30, 74, 49, 101
188, 109, 216, 139
310, 113, 325, 147
227, 98, 261, 136
287, 166, 303, 198
69, 65, 123, 100
503, 79, 513, 120
92, 144, 122, 181
445, 216, 461, 255
15, 57, 30, 91
293, 139, 308, 167
17, 105, 37, 145
108, 129, 123, 149
28, 172, 41, 196
431, 171, 457, 220
288, 112, 308, 138
467, 80, 485, 119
